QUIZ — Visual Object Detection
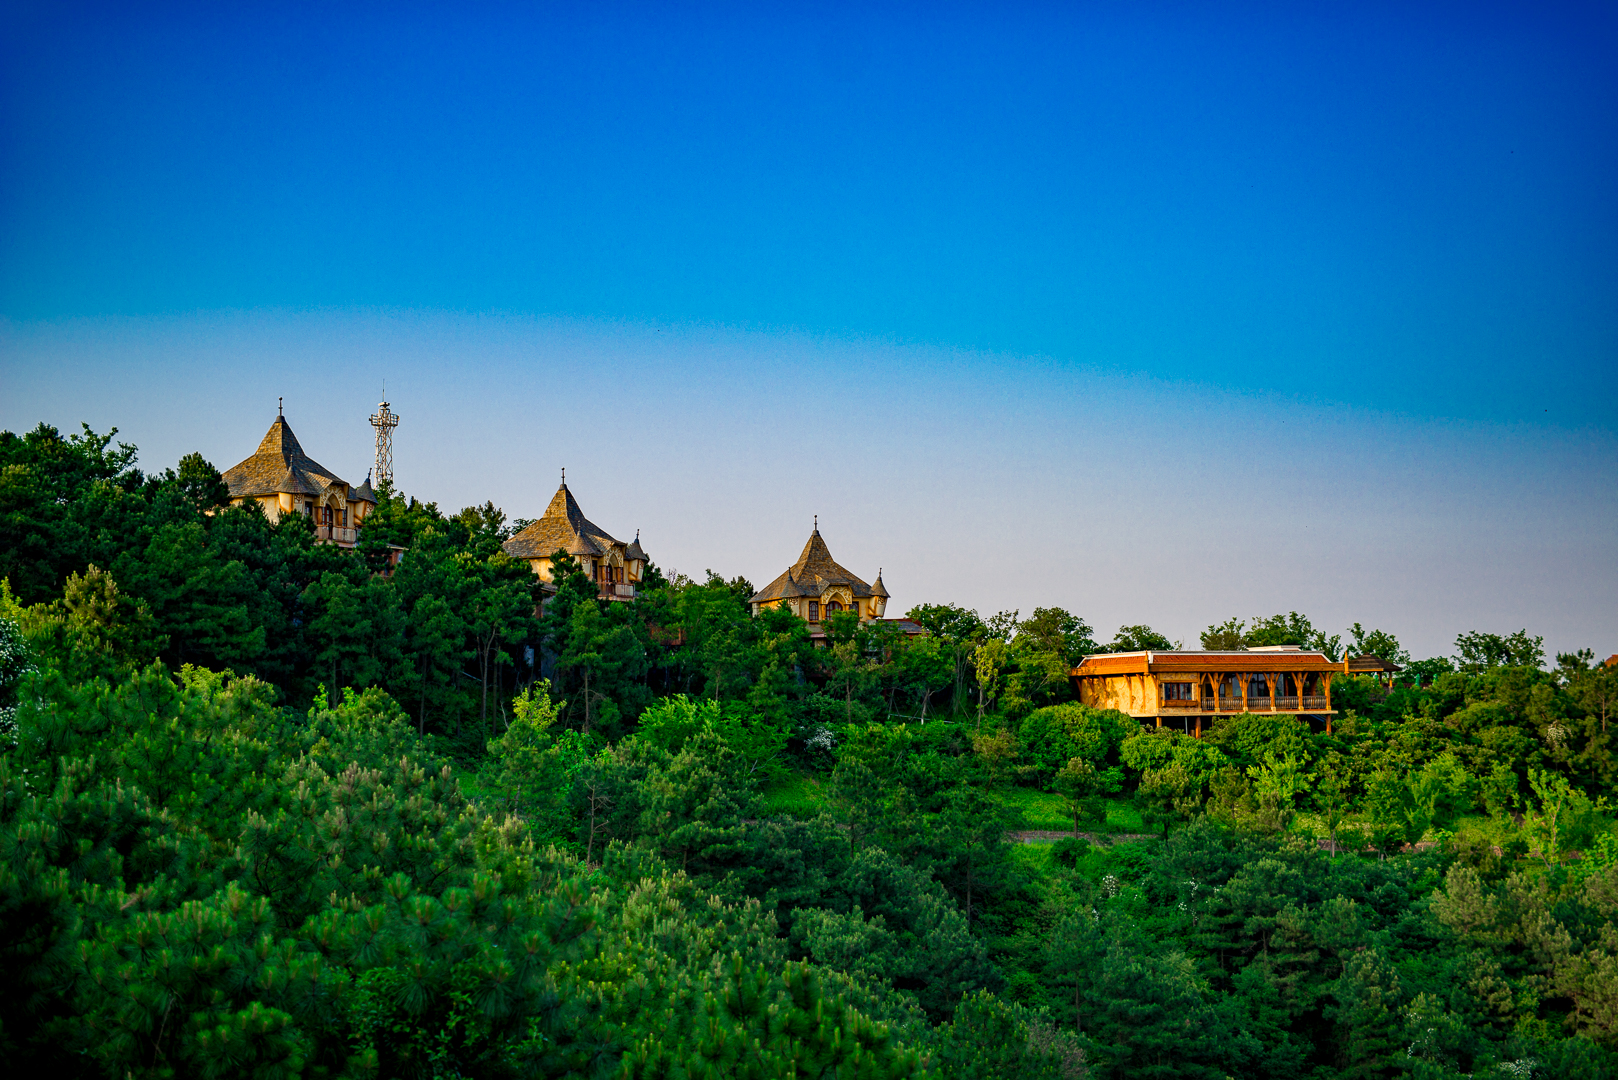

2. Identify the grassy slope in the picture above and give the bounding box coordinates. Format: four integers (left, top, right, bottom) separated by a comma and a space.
761, 767, 1149, 835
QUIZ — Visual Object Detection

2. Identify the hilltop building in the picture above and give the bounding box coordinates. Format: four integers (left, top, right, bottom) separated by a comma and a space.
502, 480, 646, 602
222, 407, 376, 547
749, 525, 889, 627
1070, 645, 1402, 736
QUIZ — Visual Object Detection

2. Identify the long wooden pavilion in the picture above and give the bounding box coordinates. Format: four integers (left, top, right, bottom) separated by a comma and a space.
1069, 645, 1401, 736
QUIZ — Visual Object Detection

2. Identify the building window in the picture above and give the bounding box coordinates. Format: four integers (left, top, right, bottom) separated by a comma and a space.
1163, 682, 1193, 701
827, 601, 842, 613
809, 601, 820, 621
1247, 677, 1269, 698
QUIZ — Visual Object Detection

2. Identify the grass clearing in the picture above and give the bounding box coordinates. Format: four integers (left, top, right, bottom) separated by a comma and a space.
762, 772, 829, 818
996, 787, 1145, 833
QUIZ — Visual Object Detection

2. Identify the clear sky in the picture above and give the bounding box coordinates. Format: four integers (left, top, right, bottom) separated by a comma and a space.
2, 2, 1615, 660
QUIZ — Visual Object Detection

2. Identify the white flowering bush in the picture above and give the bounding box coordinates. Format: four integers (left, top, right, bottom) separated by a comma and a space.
0, 615, 32, 746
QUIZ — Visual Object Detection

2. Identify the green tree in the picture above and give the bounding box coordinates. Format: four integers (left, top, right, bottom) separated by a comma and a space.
557, 587, 648, 737
301, 569, 407, 704
1346, 621, 1410, 665
458, 552, 539, 734
925, 785, 1018, 925
1201, 612, 1345, 658
113, 521, 269, 671
906, 603, 987, 715
1052, 757, 1109, 835
973, 638, 1008, 723
1326, 947, 1405, 1078
11, 565, 165, 681
402, 593, 470, 735
0, 422, 143, 603
483, 681, 585, 841
1107, 624, 1180, 651
1456, 629, 1545, 671
1001, 607, 1095, 714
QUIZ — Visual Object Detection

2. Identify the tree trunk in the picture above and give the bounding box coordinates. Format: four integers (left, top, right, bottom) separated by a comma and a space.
478, 629, 496, 736
582, 668, 592, 734
585, 782, 600, 866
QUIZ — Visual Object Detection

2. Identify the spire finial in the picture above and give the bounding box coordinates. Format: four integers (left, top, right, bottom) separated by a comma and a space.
561, 467, 566, 485
278, 396, 283, 417
814, 514, 818, 532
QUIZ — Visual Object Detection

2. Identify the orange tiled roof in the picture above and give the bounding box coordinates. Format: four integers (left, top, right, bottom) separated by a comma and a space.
1073, 649, 1401, 677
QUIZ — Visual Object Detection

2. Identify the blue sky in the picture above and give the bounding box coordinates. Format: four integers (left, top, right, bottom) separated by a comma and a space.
2, 2, 1615, 659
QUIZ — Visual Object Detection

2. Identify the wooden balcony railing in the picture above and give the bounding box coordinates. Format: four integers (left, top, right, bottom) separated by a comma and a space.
314, 526, 357, 544
1159, 694, 1330, 712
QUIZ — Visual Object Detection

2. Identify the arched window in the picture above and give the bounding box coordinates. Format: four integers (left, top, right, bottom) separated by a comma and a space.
827, 601, 842, 613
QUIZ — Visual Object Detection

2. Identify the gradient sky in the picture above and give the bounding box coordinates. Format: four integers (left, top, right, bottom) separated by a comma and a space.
2, 2, 1615, 660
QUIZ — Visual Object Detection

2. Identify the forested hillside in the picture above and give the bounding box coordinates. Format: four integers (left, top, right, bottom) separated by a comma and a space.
2, 421, 1616, 1079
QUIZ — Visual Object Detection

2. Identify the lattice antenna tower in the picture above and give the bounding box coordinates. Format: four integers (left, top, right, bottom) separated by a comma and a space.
369, 396, 400, 487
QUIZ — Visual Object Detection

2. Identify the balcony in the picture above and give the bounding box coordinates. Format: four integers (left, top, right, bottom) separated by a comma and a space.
314, 525, 357, 545
599, 582, 636, 600
1161, 694, 1330, 713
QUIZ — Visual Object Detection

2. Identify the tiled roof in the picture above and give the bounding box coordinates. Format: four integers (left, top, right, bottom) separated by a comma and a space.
751, 529, 874, 603
871, 570, 889, 598
350, 473, 377, 504
1073, 650, 1349, 677
625, 531, 647, 562
502, 484, 623, 560
223, 415, 349, 499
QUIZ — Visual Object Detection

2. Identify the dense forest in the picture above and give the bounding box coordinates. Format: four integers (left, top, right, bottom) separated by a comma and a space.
2, 420, 1616, 1079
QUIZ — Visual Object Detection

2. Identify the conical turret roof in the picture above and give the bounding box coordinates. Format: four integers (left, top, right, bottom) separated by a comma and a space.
503, 483, 620, 560
750, 528, 875, 604
625, 530, 647, 562
350, 471, 377, 504
222, 414, 348, 498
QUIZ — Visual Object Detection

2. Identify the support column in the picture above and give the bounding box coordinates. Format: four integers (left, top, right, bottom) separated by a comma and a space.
1323, 673, 1334, 735
1240, 674, 1249, 714
1266, 673, 1278, 712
